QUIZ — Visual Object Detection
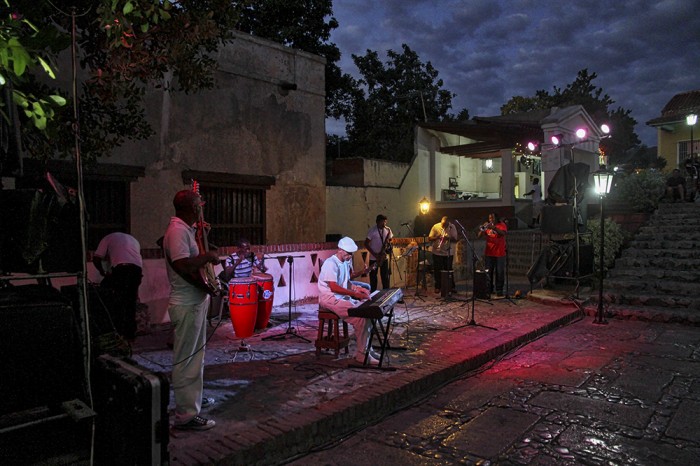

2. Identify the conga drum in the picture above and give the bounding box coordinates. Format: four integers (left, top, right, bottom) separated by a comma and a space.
253, 273, 274, 330
228, 276, 258, 338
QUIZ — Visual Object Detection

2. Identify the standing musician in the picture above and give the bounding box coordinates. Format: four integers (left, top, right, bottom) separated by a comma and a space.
220, 238, 267, 282
478, 213, 507, 297
364, 214, 393, 292
318, 237, 379, 365
428, 216, 458, 294
162, 190, 221, 431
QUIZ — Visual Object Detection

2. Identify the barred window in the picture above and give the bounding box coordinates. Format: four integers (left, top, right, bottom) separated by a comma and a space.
182, 171, 275, 247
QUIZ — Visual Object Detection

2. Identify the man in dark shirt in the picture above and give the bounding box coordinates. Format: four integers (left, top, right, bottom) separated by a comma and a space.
666, 169, 686, 202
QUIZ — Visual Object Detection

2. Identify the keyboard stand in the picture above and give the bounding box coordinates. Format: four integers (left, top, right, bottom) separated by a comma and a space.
349, 308, 397, 371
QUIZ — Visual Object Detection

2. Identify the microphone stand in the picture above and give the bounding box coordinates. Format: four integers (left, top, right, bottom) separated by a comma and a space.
263, 255, 310, 342
502, 243, 516, 305
452, 221, 497, 332
404, 224, 426, 302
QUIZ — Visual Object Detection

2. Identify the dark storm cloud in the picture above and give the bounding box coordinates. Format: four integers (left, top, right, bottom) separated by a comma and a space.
330, 0, 700, 145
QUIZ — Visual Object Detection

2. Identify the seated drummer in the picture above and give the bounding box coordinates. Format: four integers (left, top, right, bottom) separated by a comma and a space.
318, 237, 381, 366
220, 238, 267, 283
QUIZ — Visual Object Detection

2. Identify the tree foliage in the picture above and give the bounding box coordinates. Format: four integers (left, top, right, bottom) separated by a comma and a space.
2, 0, 244, 168
336, 44, 468, 163
0, 11, 66, 130
501, 69, 640, 166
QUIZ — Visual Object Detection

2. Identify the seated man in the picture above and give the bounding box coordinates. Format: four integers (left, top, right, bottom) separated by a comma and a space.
666, 168, 686, 202
318, 237, 380, 365
220, 238, 267, 283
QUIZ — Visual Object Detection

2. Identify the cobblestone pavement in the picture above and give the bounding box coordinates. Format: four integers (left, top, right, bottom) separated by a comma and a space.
288, 316, 700, 465
128, 281, 588, 465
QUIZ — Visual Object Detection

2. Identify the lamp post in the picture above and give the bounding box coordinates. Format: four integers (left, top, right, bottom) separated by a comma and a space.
592, 168, 614, 325
417, 196, 431, 292
688, 114, 697, 159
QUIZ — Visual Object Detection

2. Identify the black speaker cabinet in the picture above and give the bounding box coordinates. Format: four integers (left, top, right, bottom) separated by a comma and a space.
474, 270, 491, 299
551, 244, 594, 277
541, 205, 575, 234
0, 285, 85, 416
0, 189, 81, 274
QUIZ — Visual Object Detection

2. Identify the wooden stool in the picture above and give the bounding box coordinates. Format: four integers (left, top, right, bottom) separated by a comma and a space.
315, 308, 350, 358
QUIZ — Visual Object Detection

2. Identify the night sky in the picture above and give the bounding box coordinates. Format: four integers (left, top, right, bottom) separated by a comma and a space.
327, 0, 700, 146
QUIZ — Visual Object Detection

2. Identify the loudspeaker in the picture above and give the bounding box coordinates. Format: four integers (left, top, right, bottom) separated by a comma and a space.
541, 205, 575, 234
551, 244, 594, 277
474, 270, 491, 299
0, 189, 81, 273
0, 285, 85, 415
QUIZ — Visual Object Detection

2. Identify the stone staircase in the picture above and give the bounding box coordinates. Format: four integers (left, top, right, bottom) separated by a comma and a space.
603, 202, 700, 320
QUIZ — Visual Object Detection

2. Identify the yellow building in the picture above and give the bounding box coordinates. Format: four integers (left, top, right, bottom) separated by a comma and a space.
647, 89, 700, 170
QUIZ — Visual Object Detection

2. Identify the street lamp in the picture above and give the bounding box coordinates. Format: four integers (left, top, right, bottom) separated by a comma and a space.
419, 196, 430, 215
688, 114, 697, 159
592, 167, 614, 325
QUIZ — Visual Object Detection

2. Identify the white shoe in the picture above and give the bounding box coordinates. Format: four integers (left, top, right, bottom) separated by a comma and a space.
355, 352, 380, 365
368, 348, 382, 360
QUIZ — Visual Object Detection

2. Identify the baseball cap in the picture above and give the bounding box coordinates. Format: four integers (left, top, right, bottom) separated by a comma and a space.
338, 237, 358, 253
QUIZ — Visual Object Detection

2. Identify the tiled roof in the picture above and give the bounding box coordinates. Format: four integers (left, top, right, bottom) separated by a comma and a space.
646, 89, 700, 126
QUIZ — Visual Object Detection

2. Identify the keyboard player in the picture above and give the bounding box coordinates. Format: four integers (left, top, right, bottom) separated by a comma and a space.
318, 237, 382, 365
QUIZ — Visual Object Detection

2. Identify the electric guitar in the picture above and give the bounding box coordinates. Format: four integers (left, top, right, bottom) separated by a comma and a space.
191, 180, 223, 296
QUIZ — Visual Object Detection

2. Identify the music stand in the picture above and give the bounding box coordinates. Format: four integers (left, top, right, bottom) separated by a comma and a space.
263, 255, 310, 342
452, 221, 497, 331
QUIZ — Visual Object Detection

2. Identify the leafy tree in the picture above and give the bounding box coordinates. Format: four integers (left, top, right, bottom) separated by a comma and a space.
0, 1, 68, 173
501, 69, 640, 165
2, 0, 244, 168
338, 44, 468, 163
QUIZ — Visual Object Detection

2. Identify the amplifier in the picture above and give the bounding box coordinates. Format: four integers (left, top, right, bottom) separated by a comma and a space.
474, 270, 491, 299
0, 285, 84, 416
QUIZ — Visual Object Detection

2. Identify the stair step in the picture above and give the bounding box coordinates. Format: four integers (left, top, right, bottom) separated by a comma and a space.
620, 248, 700, 259
614, 256, 700, 270
604, 277, 700, 296
599, 290, 700, 309
625, 240, 699, 250
632, 232, 700, 242
588, 303, 700, 323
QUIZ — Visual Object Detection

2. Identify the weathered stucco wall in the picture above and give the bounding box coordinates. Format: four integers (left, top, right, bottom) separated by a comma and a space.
326, 156, 424, 241
108, 31, 326, 248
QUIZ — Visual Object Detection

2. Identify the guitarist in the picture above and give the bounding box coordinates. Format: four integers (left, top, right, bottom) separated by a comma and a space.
364, 214, 393, 292
162, 189, 220, 431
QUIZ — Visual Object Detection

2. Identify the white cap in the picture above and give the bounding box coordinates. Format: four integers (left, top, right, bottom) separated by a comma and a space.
338, 237, 358, 253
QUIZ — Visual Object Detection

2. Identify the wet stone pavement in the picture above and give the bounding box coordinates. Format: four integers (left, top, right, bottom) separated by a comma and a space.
290, 317, 700, 465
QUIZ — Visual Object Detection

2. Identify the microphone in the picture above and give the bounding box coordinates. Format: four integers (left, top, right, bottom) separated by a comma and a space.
401, 222, 410, 226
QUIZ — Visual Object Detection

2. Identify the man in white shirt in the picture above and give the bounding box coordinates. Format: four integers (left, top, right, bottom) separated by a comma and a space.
93, 232, 143, 340
318, 237, 380, 365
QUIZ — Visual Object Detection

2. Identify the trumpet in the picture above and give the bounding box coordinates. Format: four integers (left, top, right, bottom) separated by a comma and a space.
479, 222, 493, 232
437, 230, 449, 249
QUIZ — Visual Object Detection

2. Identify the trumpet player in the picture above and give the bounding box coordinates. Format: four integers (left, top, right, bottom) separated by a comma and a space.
428, 216, 458, 294
478, 213, 508, 297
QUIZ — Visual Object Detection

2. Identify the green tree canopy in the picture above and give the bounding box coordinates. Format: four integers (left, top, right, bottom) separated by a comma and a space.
336, 44, 468, 163
501, 69, 640, 165
2, 0, 245, 169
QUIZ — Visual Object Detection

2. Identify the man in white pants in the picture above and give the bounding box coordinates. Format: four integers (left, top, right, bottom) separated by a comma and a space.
163, 190, 221, 431
318, 237, 379, 365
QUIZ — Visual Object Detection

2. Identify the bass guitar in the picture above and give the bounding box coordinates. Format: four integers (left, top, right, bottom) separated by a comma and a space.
191, 180, 223, 296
